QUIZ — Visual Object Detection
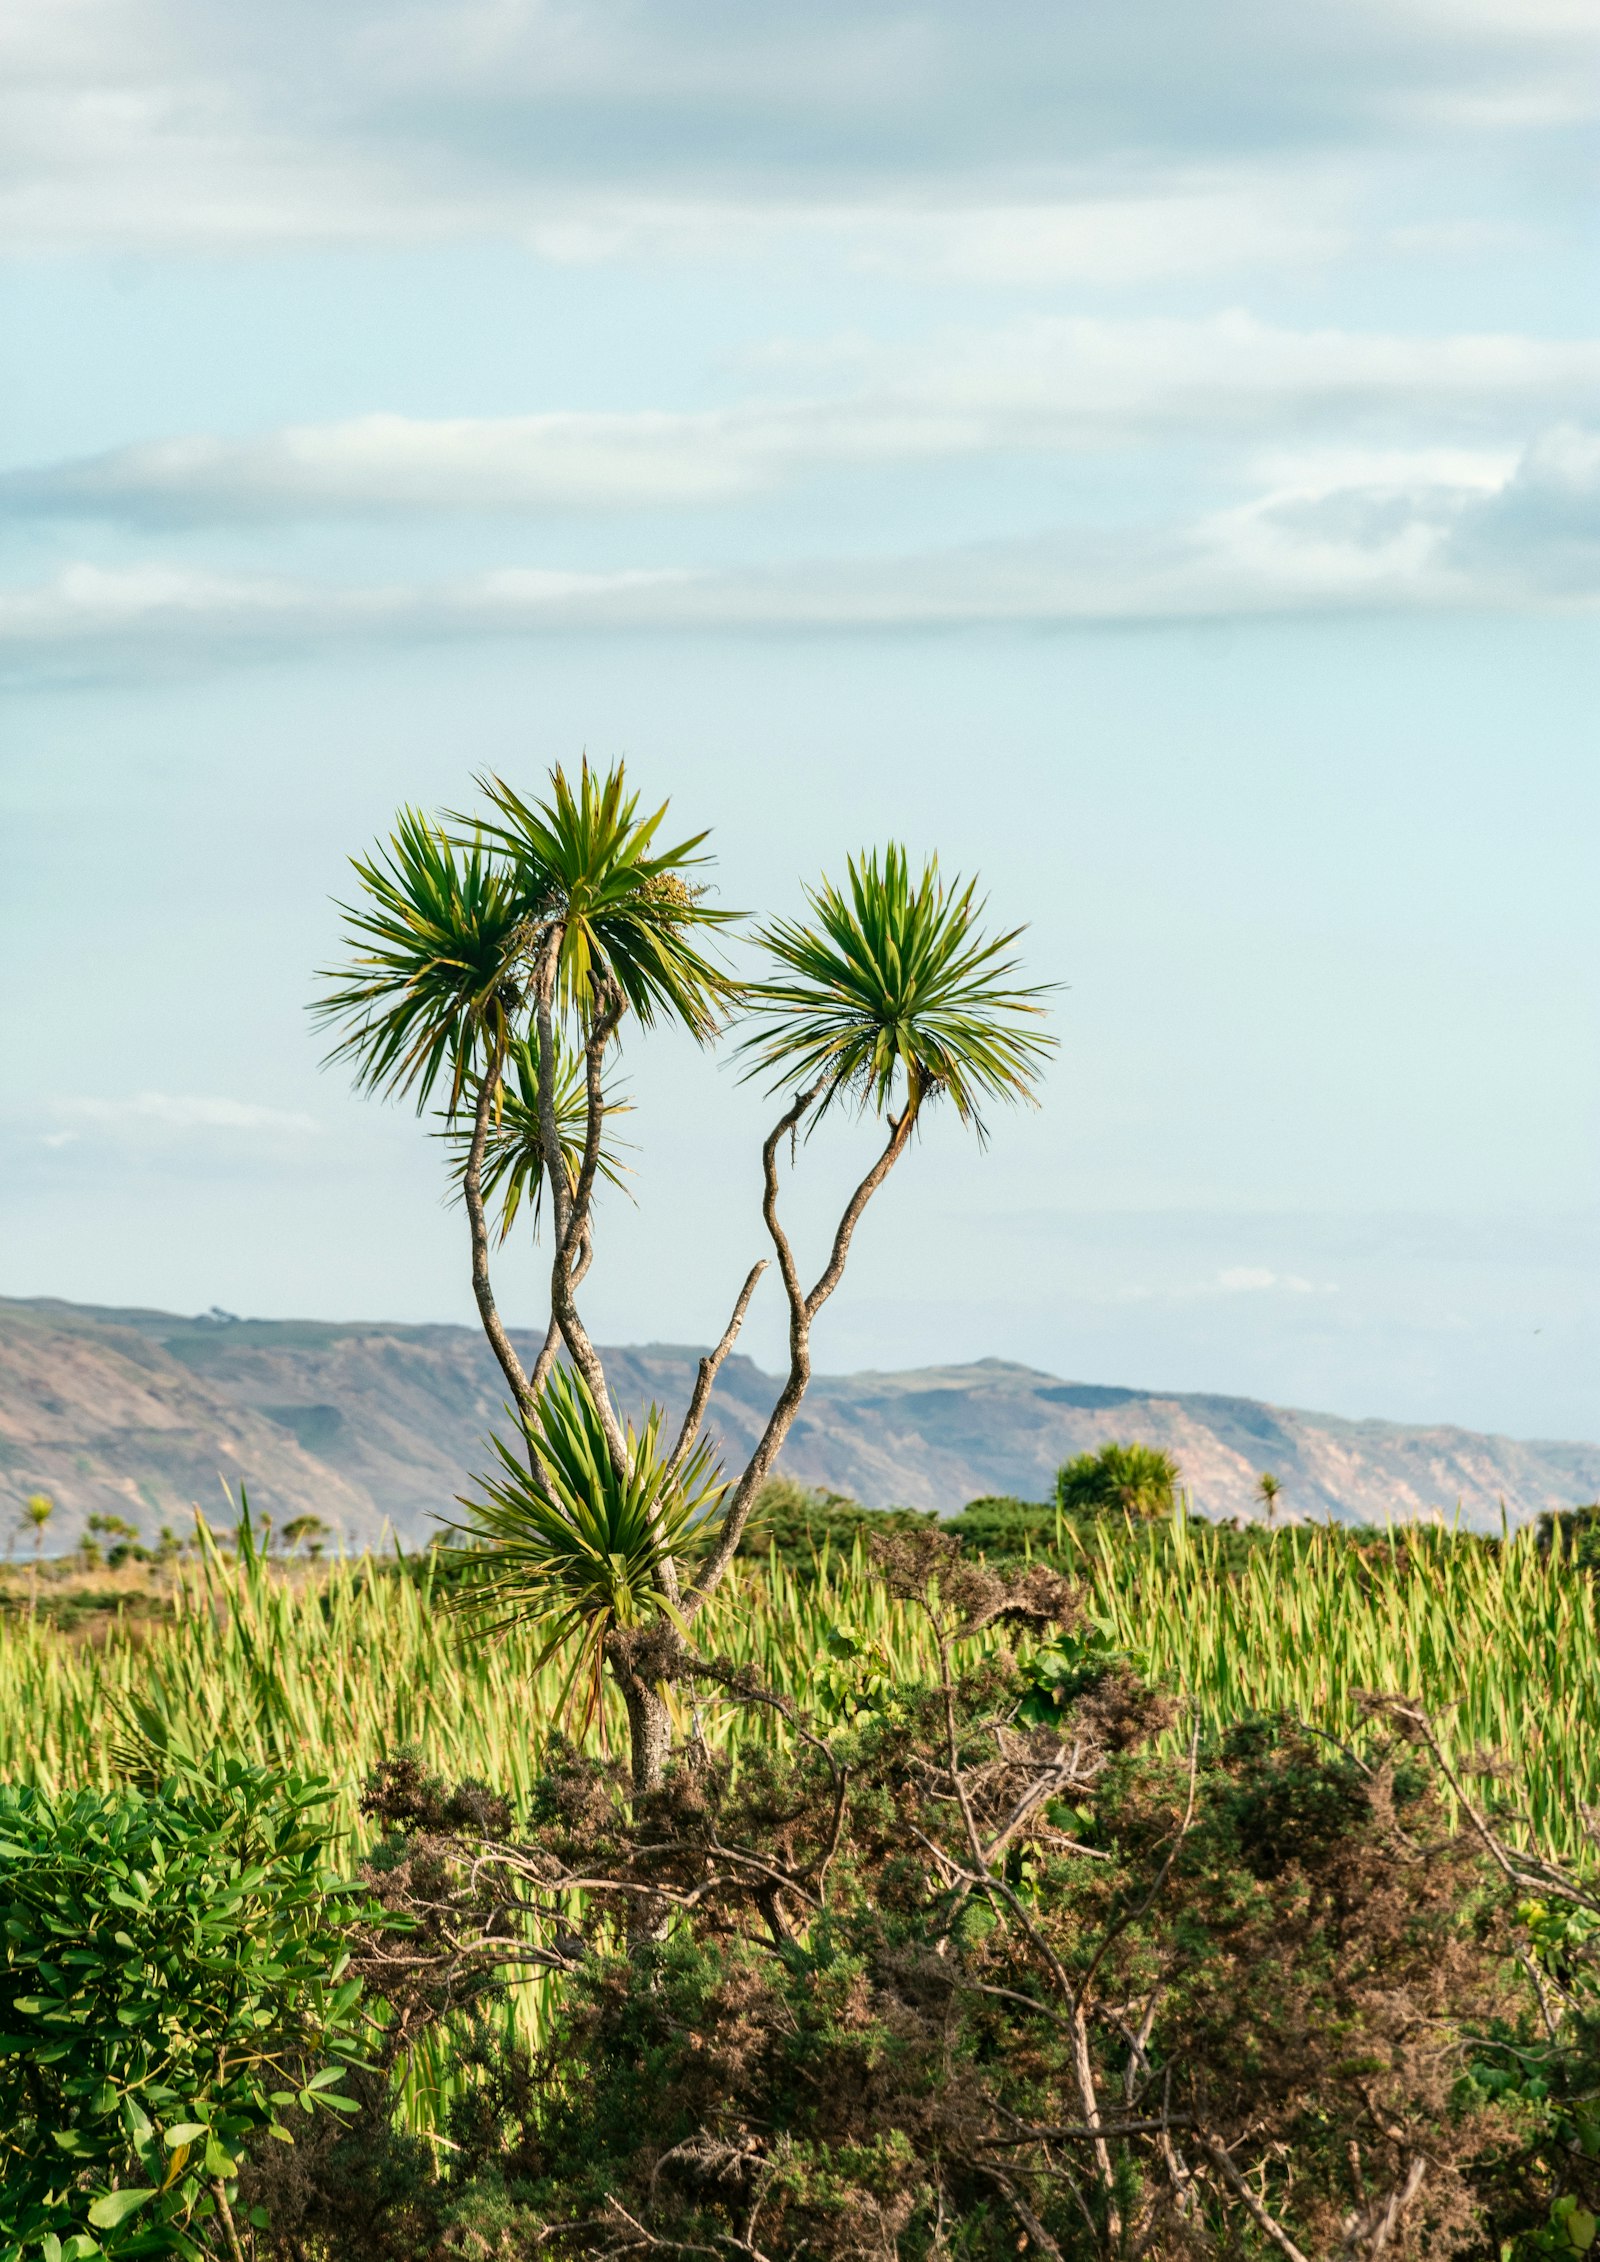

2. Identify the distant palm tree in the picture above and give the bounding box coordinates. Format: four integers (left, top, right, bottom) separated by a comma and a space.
1256, 1471, 1283, 1524
22, 1493, 53, 1610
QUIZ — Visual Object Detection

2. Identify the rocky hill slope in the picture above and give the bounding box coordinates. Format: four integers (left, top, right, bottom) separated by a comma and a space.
1, 1296, 1596, 1550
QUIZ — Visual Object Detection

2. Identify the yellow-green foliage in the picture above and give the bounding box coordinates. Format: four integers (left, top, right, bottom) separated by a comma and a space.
1, 1512, 1596, 1857
2, 1511, 1596, 2131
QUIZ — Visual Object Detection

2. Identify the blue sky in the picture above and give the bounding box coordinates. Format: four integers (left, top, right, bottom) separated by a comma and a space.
1, 0, 1595, 1441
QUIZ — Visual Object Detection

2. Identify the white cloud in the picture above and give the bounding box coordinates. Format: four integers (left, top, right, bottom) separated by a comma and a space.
9, 318, 1597, 523
2, 423, 1593, 674
0, 0, 1590, 253
54, 1093, 320, 1134
1120, 1265, 1333, 1302
511, 182, 1354, 287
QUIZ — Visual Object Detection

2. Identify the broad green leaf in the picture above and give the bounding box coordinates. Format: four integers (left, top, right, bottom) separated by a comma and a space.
87, 2189, 157, 2229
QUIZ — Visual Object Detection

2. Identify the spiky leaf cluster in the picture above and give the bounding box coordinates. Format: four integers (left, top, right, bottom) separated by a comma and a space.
471, 762, 738, 1035
447, 1366, 726, 1731
314, 764, 734, 1123
439, 1032, 631, 1245
738, 843, 1055, 1131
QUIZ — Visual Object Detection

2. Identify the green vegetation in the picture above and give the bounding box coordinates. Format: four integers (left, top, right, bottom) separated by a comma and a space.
3, 1512, 1600, 2255
8, 755, 1599, 2254
0, 1757, 371, 2260
1056, 1438, 1181, 1519
6, 1502, 1600, 1865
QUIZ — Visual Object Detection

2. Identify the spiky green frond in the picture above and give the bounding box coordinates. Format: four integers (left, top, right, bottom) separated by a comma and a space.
467, 760, 738, 1038
447, 1366, 726, 1733
736, 844, 1056, 1132
439, 1032, 632, 1243
312, 809, 530, 1114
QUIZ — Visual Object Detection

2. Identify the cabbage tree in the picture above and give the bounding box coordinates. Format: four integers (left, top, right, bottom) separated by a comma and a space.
317, 761, 1053, 1788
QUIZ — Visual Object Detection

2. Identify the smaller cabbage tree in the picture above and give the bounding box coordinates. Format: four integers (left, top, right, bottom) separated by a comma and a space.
317, 761, 1054, 1788
1056, 1440, 1181, 1521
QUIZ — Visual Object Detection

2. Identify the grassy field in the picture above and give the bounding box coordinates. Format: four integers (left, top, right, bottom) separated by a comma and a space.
2, 1510, 1596, 1859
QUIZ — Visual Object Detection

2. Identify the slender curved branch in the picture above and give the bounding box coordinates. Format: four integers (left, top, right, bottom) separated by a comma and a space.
684, 1085, 917, 1619
679, 1084, 818, 1617
531, 944, 633, 1488
1196, 2137, 1312, 2262
666, 1260, 768, 1481
562, 977, 627, 1269
532, 929, 573, 1251
463, 1032, 536, 1423
804, 1076, 921, 1323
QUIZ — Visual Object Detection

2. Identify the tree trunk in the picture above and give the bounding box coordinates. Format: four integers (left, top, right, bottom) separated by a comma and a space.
621, 1674, 671, 1795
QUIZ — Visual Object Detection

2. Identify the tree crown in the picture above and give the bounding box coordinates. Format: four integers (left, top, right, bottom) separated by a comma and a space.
738, 843, 1055, 1132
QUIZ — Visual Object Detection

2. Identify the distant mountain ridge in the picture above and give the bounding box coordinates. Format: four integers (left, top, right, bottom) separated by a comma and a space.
1, 1294, 1596, 1549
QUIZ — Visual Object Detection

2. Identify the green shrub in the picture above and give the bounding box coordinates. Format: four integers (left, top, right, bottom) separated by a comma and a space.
736, 1475, 936, 1564
0, 1758, 376, 2260
1056, 1439, 1180, 1519
1538, 1504, 1600, 1571
941, 1492, 1057, 1554
310, 1538, 1596, 2261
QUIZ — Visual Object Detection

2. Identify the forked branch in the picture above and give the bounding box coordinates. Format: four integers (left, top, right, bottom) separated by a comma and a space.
684, 1083, 917, 1617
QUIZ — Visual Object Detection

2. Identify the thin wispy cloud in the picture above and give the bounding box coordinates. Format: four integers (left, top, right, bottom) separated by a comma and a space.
6, 318, 1595, 524
49, 1094, 321, 1136
2, 430, 1594, 678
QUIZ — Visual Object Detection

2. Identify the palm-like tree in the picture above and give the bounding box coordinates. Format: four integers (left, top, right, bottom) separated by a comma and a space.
1057, 1443, 1180, 1522
317, 769, 1055, 1790
461, 762, 736, 1468
22, 1492, 53, 1611
1256, 1471, 1283, 1525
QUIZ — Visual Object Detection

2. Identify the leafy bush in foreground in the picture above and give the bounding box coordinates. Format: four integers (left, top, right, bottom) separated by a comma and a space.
0, 1759, 374, 2260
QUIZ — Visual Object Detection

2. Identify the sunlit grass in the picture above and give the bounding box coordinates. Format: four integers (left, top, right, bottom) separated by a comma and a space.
3, 1509, 1596, 2129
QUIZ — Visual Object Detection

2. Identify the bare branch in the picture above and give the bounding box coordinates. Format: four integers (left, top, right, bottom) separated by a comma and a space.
1339, 2156, 1428, 2258
463, 1035, 537, 1424
533, 929, 573, 1249
685, 1084, 916, 1618
1196, 2137, 1313, 2262
666, 1260, 769, 1482
803, 1087, 920, 1323
680, 1083, 818, 1616
535, 959, 637, 1504
561, 978, 628, 1268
